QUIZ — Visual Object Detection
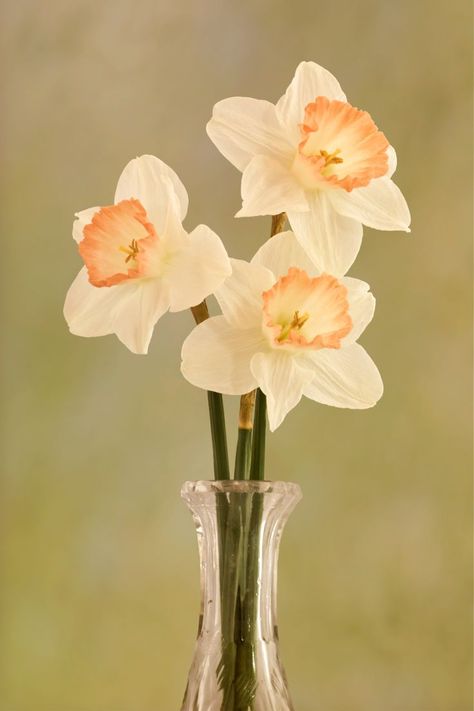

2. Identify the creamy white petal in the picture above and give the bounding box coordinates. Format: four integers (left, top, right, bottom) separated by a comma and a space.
287, 191, 363, 277
250, 351, 315, 431
113, 279, 170, 354
328, 176, 411, 232
160, 203, 189, 252
64, 267, 170, 354
114, 155, 189, 230
387, 145, 397, 178
181, 317, 265, 395
304, 343, 383, 408
165, 224, 231, 312
237, 155, 309, 218
72, 206, 100, 243
251, 229, 319, 278
276, 61, 347, 143
215, 259, 274, 329
64, 267, 120, 337
342, 277, 376, 344
206, 97, 293, 172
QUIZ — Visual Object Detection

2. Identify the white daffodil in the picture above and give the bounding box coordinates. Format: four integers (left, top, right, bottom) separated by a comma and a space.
64, 155, 231, 354
181, 231, 383, 431
207, 61, 411, 275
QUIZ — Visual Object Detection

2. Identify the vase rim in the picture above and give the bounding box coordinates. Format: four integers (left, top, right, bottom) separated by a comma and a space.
181, 479, 302, 500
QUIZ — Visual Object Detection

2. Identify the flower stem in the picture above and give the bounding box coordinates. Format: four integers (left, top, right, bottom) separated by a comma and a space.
249, 390, 267, 481
191, 301, 230, 480
225, 214, 286, 703
233, 212, 285, 486
207, 215, 286, 706
190, 301, 210, 325
271, 211, 287, 236
237, 390, 267, 704
234, 391, 255, 480
208, 392, 230, 480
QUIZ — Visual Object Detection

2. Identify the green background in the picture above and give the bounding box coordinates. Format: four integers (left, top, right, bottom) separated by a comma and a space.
1, 1, 472, 709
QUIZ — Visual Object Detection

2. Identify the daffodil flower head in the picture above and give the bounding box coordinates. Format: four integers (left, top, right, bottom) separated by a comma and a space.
181, 231, 383, 431
207, 61, 411, 276
64, 155, 231, 354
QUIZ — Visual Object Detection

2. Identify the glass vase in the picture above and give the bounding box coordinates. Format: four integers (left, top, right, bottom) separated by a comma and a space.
180, 479, 302, 711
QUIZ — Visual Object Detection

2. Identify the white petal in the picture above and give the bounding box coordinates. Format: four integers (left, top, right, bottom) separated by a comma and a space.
304, 343, 383, 409
160, 204, 189, 252
114, 155, 189, 230
181, 317, 264, 395
251, 229, 319, 278
206, 97, 293, 172
287, 191, 363, 277
250, 351, 315, 431
328, 176, 411, 232
72, 206, 100, 243
64, 267, 118, 337
165, 225, 231, 312
237, 155, 309, 218
276, 61, 347, 142
64, 267, 169, 354
342, 277, 376, 344
215, 259, 274, 329
387, 145, 397, 178
113, 280, 170, 354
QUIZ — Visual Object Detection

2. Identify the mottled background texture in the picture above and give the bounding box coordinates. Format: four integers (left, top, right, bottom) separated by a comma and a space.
1, 1, 472, 710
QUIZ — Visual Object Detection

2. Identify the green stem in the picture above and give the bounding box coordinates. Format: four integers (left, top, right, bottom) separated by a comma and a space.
191, 301, 230, 481
234, 429, 252, 481
231, 390, 266, 705
244, 212, 283, 483
220, 496, 258, 709
249, 390, 267, 481
208, 391, 230, 480
190, 302, 231, 704
218, 493, 243, 707
240, 390, 268, 701
234, 391, 255, 480
242, 492, 262, 686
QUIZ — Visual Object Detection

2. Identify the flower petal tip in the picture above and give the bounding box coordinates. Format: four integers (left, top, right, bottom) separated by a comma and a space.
205, 119, 213, 138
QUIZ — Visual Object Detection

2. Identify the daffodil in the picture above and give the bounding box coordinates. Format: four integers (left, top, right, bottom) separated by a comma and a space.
181, 231, 383, 431
207, 61, 410, 275
64, 155, 231, 354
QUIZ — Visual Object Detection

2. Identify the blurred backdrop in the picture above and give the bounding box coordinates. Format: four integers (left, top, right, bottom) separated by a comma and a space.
1, 1, 472, 710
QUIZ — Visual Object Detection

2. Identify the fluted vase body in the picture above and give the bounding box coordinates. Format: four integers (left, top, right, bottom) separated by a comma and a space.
181, 479, 302, 711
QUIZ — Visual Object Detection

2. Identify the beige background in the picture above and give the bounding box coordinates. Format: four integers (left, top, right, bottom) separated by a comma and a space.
1, 1, 472, 710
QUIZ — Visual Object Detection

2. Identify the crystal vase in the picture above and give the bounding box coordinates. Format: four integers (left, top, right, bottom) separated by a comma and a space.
180, 480, 302, 711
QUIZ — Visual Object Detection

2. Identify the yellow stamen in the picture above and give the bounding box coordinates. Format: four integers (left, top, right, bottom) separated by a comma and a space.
320, 148, 343, 167
291, 310, 309, 329
119, 238, 139, 263
278, 310, 310, 342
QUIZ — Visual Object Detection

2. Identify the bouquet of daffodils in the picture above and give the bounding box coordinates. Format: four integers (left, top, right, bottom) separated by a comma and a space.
64, 61, 410, 705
